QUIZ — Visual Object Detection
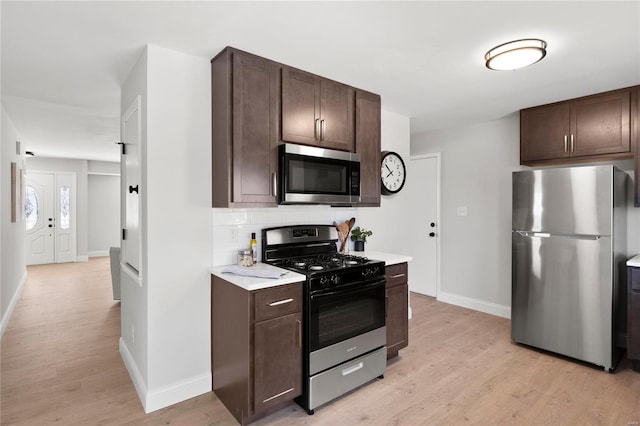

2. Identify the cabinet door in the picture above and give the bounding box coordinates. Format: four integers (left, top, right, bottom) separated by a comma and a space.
281, 67, 320, 146
355, 90, 381, 206
386, 284, 408, 358
253, 312, 302, 413
319, 79, 355, 151
629, 268, 640, 360
232, 51, 278, 204
571, 90, 631, 157
520, 103, 570, 163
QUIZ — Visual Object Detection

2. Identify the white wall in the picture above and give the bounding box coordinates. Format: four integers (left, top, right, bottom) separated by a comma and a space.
411, 116, 640, 319
88, 174, 120, 256
25, 157, 90, 260
120, 44, 212, 413
1, 106, 27, 337
119, 46, 149, 407
411, 116, 522, 318
212, 110, 412, 267
356, 110, 413, 256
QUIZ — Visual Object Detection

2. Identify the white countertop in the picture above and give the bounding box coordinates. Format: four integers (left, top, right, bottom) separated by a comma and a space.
211, 263, 306, 291
212, 251, 412, 291
349, 250, 413, 266
628, 255, 640, 267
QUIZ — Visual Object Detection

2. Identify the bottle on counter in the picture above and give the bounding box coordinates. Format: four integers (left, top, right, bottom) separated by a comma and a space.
250, 232, 258, 263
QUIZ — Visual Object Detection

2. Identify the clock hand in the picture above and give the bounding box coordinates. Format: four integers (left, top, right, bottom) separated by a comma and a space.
385, 164, 392, 173
386, 170, 393, 178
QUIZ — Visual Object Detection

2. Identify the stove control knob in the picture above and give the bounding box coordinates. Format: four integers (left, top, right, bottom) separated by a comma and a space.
333, 275, 341, 286
320, 276, 330, 288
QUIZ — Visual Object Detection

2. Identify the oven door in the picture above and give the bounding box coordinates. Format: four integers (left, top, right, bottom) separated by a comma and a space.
280, 143, 360, 205
308, 277, 386, 353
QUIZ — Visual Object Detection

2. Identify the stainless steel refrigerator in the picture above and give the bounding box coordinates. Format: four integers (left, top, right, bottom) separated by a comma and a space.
512, 165, 628, 371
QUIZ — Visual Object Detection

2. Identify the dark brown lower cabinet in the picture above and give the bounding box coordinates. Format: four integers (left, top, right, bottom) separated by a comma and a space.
385, 262, 409, 359
211, 276, 303, 425
628, 267, 640, 372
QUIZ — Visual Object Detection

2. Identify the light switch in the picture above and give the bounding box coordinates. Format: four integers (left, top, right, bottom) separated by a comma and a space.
457, 206, 468, 217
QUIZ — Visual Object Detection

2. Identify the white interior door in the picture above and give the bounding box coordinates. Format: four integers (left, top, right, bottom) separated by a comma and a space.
407, 154, 440, 296
25, 173, 55, 265
122, 96, 141, 274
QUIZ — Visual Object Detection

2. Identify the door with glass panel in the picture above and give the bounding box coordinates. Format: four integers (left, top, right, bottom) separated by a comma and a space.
25, 172, 77, 265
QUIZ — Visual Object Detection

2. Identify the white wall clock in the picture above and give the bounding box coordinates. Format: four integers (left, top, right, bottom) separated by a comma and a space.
380, 151, 406, 195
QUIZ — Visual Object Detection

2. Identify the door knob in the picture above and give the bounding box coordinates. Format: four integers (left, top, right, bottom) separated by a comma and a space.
429, 232, 435, 237
129, 185, 139, 194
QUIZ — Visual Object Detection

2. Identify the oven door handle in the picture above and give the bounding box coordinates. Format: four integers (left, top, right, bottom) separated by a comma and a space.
309, 278, 386, 300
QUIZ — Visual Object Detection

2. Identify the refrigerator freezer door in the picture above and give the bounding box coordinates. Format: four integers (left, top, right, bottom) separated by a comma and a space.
513, 166, 613, 236
512, 232, 614, 369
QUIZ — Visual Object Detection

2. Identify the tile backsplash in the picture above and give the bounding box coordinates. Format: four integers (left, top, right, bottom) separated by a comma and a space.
212, 205, 359, 266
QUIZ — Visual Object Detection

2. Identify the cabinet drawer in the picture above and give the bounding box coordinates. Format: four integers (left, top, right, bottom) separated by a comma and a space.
631, 267, 640, 292
386, 263, 408, 288
254, 283, 302, 322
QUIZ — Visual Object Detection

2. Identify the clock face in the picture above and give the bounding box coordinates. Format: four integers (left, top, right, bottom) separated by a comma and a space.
381, 152, 406, 195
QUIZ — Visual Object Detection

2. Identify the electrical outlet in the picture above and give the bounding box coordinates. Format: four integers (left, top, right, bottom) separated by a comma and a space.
131, 325, 135, 343
457, 206, 468, 217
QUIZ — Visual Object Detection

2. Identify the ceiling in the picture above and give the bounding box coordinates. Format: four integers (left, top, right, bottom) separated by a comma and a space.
2, 1, 639, 163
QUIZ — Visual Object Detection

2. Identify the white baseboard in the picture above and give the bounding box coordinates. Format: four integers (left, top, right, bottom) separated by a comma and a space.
119, 337, 147, 411
0, 270, 27, 338
437, 291, 511, 319
145, 372, 212, 413
119, 337, 212, 413
76, 255, 89, 262
88, 250, 109, 258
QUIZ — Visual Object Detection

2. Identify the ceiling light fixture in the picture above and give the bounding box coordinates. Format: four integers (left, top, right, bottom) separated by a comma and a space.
485, 38, 547, 71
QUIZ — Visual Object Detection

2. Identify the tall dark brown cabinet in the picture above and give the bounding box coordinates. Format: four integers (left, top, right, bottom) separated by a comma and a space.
355, 90, 382, 206
211, 47, 280, 207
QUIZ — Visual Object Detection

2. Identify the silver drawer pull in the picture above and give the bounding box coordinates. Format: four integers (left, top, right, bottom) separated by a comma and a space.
342, 362, 364, 376
268, 298, 294, 307
390, 273, 406, 279
262, 387, 294, 403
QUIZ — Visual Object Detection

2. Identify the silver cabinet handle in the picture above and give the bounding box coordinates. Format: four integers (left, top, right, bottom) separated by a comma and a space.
390, 273, 406, 279
296, 319, 301, 348
564, 135, 568, 153
268, 298, 293, 307
262, 387, 294, 403
570, 134, 574, 152
272, 172, 277, 197
314, 118, 320, 140
342, 362, 364, 376
320, 119, 326, 141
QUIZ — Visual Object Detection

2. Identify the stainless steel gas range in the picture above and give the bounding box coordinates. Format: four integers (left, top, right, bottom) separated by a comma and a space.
262, 224, 387, 415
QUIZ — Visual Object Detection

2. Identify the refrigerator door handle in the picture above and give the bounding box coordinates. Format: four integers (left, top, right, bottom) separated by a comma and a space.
514, 230, 602, 240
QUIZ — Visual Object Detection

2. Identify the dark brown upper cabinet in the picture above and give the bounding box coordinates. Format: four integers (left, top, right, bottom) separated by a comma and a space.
521, 87, 634, 166
282, 67, 355, 152
355, 90, 381, 206
211, 47, 280, 207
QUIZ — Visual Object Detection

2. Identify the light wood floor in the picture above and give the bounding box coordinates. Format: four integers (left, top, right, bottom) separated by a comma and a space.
2, 258, 639, 425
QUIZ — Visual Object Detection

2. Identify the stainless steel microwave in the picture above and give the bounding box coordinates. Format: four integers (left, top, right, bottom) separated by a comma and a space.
279, 143, 361, 205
